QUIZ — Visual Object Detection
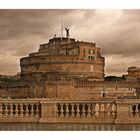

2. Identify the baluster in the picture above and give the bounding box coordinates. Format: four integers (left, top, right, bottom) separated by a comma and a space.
71, 103, 75, 117
65, 103, 69, 117
87, 103, 91, 117
9, 103, 13, 117
25, 103, 29, 117
129, 104, 133, 118
55, 104, 60, 117
30, 103, 34, 117
19, 103, 24, 117
15, 103, 19, 117
100, 104, 105, 116
35, 104, 40, 117
4, 103, 8, 117
135, 104, 139, 118
76, 104, 80, 117
106, 103, 111, 116
0, 103, 2, 118
112, 103, 116, 116
81, 104, 86, 117
91, 104, 95, 117
56, 104, 59, 117
60, 103, 64, 117
95, 103, 99, 117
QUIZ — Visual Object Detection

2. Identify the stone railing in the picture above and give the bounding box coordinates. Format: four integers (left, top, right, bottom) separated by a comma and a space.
0, 99, 41, 121
2, 98, 140, 124
56, 100, 116, 119
57, 102, 116, 118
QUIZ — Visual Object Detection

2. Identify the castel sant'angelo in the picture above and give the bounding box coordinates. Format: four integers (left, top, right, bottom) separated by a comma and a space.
0, 28, 140, 124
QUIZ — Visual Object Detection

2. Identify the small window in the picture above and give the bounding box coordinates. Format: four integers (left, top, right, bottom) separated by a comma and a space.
92, 50, 95, 54
83, 49, 85, 53
89, 49, 91, 54
102, 93, 107, 98
88, 56, 91, 60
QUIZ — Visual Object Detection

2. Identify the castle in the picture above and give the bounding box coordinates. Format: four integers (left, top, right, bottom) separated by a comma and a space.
20, 28, 104, 82
0, 29, 140, 124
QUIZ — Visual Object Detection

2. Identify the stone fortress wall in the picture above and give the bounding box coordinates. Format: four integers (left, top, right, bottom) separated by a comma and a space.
0, 78, 139, 100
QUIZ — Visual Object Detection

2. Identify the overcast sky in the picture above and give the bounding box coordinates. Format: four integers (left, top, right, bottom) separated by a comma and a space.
0, 9, 140, 76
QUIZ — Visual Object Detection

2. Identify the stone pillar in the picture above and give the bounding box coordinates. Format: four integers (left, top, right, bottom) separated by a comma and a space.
100, 104, 105, 116
71, 103, 75, 117
30, 103, 34, 117
87, 103, 91, 117
135, 104, 139, 119
4, 103, 8, 117
25, 103, 29, 117
60, 103, 64, 117
81, 104, 86, 117
15, 103, 19, 117
76, 104, 80, 117
112, 103, 116, 117
9, 103, 13, 117
91, 104, 94, 117
115, 99, 133, 124
39, 100, 57, 123
35, 104, 40, 117
106, 103, 111, 116
95, 103, 99, 117
65, 103, 69, 117
56, 104, 59, 118
129, 104, 132, 118
19, 103, 24, 117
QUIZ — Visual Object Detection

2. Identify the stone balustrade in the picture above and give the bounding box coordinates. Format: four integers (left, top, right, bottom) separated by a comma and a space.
1, 98, 140, 124
56, 101, 116, 118
0, 100, 41, 118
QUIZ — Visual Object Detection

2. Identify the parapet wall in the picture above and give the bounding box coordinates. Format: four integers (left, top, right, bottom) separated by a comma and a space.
0, 98, 140, 124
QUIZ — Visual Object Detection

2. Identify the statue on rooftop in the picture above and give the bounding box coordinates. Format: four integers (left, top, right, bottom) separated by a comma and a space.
65, 28, 70, 38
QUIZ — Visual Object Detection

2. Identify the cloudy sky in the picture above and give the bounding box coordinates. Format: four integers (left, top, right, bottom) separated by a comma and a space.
0, 9, 140, 76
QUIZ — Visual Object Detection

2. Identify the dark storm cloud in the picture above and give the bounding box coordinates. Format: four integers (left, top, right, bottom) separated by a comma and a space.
0, 9, 74, 40
0, 9, 140, 75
